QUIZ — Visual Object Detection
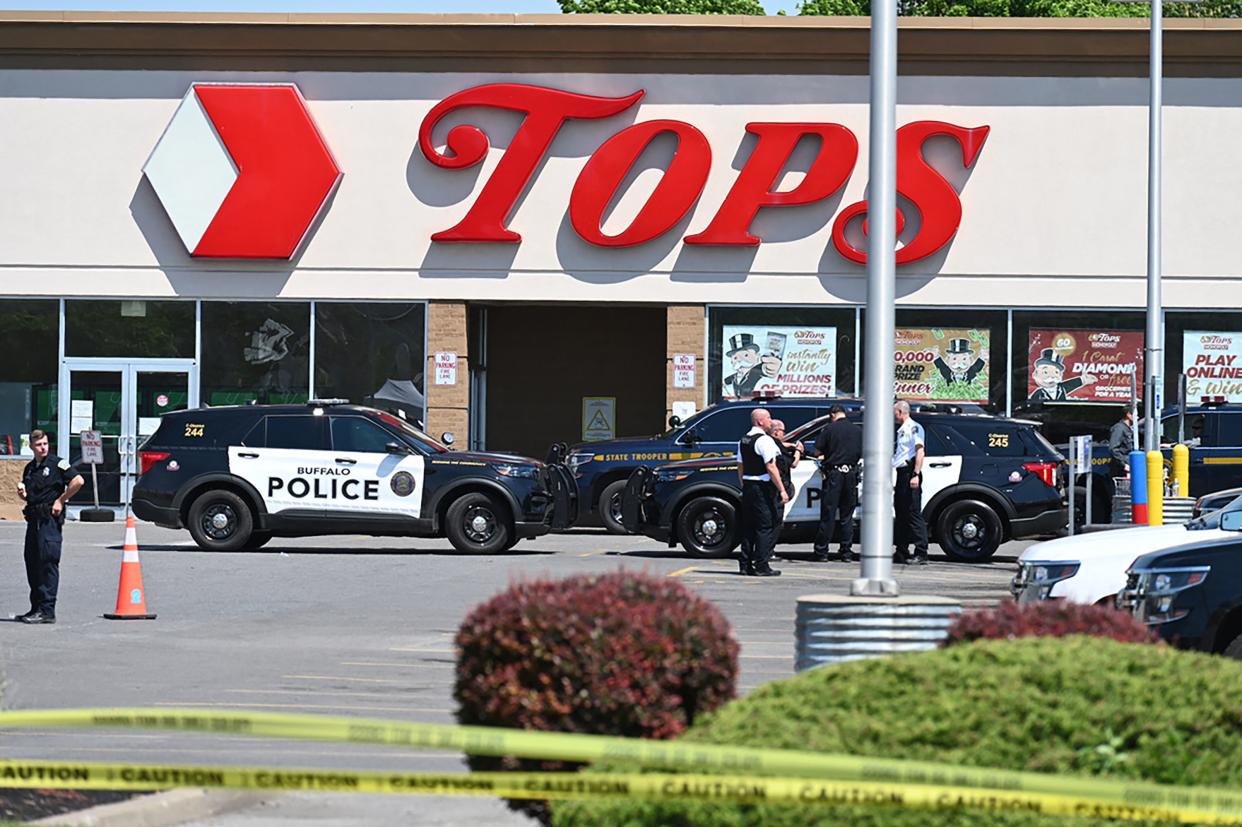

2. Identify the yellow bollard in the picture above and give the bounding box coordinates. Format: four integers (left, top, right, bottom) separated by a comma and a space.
1146, 450, 1164, 526
1172, 444, 1190, 498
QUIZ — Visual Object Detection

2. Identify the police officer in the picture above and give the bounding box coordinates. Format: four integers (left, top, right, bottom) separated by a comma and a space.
1109, 409, 1135, 479
736, 408, 787, 577
769, 419, 803, 529
811, 405, 862, 563
892, 401, 929, 566
16, 429, 83, 624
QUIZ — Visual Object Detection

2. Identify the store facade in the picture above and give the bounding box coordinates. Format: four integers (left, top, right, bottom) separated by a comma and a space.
2, 12, 1242, 508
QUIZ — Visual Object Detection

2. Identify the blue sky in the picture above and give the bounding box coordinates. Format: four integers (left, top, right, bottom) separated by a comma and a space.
0, 0, 789, 13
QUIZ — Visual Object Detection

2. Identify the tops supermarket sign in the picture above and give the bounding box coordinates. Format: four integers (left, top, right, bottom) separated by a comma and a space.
147, 82, 990, 261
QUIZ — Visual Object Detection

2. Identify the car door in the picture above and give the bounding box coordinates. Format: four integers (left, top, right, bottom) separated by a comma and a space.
784, 420, 826, 524
328, 415, 426, 519
919, 421, 965, 506
229, 414, 330, 516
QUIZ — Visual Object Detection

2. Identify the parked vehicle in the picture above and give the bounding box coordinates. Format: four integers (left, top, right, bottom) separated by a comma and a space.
1118, 508, 1242, 657
623, 410, 1066, 562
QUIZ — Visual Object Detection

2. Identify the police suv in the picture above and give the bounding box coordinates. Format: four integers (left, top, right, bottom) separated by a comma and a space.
132, 401, 575, 554
558, 397, 863, 533
623, 410, 1066, 562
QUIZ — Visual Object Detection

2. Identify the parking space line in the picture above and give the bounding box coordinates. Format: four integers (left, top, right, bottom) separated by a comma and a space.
666, 565, 696, 578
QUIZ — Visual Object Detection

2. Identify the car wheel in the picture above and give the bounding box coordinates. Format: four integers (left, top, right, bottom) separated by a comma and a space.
598, 480, 628, 534
936, 499, 1002, 563
187, 490, 254, 552
243, 531, 273, 551
446, 492, 512, 555
1223, 633, 1242, 661
676, 496, 738, 558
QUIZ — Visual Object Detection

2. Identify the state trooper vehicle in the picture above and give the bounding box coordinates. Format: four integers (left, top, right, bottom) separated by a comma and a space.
132, 401, 575, 554
622, 409, 1066, 562
556, 396, 863, 534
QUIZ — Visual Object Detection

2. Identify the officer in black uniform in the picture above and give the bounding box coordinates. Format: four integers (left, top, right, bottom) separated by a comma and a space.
769, 419, 803, 529
16, 429, 83, 624
811, 405, 862, 562
736, 408, 788, 577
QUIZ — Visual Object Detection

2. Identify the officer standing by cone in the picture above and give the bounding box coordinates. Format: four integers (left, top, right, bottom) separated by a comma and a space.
811, 405, 862, 562
15, 429, 83, 624
736, 408, 787, 577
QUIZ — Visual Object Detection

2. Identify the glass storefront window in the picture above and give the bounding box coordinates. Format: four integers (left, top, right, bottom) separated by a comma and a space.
707, 306, 856, 403
1011, 310, 1145, 445
0, 300, 58, 455
201, 302, 310, 406
885, 309, 1008, 413
1165, 312, 1242, 406
65, 300, 194, 358
314, 303, 426, 422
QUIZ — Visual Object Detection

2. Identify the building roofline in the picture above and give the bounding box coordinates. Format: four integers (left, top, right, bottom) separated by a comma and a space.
1, 11, 1239, 76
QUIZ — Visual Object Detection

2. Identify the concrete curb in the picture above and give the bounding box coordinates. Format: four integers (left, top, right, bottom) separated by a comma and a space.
31, 788, 272, 827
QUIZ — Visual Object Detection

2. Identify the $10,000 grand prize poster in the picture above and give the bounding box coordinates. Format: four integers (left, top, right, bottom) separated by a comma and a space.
893, 328, 990, 402
721, 326, 835, 399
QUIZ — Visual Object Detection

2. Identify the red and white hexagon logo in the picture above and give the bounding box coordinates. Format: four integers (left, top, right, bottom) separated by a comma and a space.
143, 83, 342, 259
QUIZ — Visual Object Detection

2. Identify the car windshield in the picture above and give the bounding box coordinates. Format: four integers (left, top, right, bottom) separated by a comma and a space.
372, 410, 448, 453
1186, 494, 1242, 530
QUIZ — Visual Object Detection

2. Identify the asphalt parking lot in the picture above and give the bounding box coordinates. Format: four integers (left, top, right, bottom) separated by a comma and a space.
0, 521, 1035, 825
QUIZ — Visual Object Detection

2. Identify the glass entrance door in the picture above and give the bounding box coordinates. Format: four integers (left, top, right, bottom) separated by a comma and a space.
59, 359, 198, 505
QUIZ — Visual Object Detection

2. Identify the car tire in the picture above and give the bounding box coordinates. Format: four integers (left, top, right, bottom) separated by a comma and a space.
598, 480, 628, 534
936, 499, 1003, 563
187, 490, 254, 552
243, 531, 273, 551
446, 492, 512, 555
676, 496, 739, 558
1223, 633, 1242, 661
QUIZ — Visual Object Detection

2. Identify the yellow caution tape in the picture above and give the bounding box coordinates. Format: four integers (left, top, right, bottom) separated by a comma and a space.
0, 760, 1235, 824
2, 709, 1241, 821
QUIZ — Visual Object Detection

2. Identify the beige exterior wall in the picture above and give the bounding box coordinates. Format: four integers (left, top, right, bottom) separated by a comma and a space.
425, 301, 469, 445
666, 305, 705, 423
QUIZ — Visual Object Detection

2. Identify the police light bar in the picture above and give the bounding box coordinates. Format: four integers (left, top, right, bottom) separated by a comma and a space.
1200, 395, 1227, 407
308, 398, 350, 406
752, 391, 782, 400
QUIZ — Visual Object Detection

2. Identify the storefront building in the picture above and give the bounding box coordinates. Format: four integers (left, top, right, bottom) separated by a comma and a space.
2, 12, 1242, 508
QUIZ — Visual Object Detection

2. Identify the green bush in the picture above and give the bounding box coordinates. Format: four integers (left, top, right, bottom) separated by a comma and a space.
552, 637, 1242, 827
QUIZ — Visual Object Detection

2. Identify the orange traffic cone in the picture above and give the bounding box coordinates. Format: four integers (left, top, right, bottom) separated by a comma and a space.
104, 515, 157, 620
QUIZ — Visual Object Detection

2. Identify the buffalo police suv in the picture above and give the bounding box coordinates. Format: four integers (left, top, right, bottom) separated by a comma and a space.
132, 401, 574, 554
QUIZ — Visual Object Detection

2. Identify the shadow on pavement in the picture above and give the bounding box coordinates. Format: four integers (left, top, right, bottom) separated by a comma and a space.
114, 544, 554, 557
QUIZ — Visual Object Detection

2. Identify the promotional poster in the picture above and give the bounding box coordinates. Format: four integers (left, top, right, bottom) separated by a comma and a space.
1184, 331, 1242, 401
893, 328, 990, 402
1027, 329, 1143, 403
721, 326, 836, 399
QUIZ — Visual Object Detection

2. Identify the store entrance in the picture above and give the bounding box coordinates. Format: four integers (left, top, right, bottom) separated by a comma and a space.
58, 359, 198, 505
480, 305, 666, 458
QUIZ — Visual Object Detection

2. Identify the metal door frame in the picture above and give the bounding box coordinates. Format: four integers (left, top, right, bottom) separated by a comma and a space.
59, 357, 199, 503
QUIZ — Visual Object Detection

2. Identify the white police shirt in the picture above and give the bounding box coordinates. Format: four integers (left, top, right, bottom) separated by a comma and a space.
738, 426, 780, 482
893, 419, 925, 469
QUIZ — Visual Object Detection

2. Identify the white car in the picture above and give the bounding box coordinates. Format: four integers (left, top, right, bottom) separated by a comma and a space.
1012, 504, 1241, 605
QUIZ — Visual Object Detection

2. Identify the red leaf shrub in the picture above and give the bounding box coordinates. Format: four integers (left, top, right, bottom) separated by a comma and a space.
454, 571, 739, 823
944, 599, 1159, 647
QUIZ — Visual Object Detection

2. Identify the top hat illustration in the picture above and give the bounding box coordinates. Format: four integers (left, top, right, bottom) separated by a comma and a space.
1034, 347, 1066, 370
726, 333, 760, 357
946, 338, 975, 355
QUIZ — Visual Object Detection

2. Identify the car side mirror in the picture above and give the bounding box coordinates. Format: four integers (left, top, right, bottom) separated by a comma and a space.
1222, 511, 1242, 532
441, 432, 456, 446
385, 441, 407, 455
668, 415, 682, 429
